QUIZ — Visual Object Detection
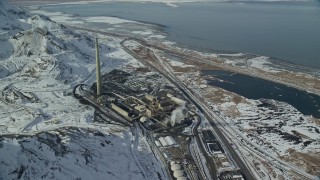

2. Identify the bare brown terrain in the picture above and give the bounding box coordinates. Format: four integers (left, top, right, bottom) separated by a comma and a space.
161, 51, 320, 178
281, 149, 320, 176
193, 58, 320, 97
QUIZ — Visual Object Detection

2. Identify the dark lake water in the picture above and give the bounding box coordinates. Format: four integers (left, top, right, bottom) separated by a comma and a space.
202, 70, 320, 118
28, 1, 320, 117
34, 1, 320, 68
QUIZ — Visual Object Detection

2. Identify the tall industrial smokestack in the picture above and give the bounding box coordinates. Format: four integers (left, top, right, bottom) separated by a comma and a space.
95, 38, 102, 96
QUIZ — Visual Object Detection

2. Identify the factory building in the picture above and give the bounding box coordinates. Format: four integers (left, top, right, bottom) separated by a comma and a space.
202, 130, 216, 143
231, 174, 244, 180
201, 130, 224, 154
106, 89, 189, 129
220, 171, 244, 180
158, 136, 177, 147
142, 94, 177, 113
110, 100, 139, 120
34, 27, 47, 36
145, 94, 156, 102
134, 105, 146, 113
222, 161, 231, 168
155, 140, 161, 147
207, 142, 224, 155
134, 105, 153, 117
143, 118, 161, 130
111, 103, 129, 118
167, 93, 186, 105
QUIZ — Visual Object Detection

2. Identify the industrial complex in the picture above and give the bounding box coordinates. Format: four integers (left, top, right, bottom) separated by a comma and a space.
73, 38, 246, 180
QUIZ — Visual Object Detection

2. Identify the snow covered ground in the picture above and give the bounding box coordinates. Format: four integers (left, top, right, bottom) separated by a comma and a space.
178, 68, 320, 177
219, 99, 320, 156
26, 1, 319, 82
0, 1, 166, 179
27, 8, 168, 41
179, 68, 320, 157
0, 126, 166, 180
0, 0, 140, 134
28, 9, 145, 25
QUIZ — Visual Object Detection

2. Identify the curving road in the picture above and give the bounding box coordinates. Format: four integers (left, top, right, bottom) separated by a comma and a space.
120, 40, 256, 180
120, 37, 318, 180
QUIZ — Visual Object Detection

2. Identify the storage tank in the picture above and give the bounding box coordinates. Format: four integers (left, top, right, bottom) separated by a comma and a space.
173, 170, 184, 178
177, 177, 188, 180
171, 164, 182, 171
140, 116, 147, 123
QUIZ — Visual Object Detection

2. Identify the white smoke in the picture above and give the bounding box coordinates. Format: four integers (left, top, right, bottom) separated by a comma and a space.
170, 102, 187, 126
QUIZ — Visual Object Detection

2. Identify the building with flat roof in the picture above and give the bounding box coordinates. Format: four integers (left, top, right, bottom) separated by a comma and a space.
111, 103, 129, 118
155, 140, 161, 147
158, 136, 177, 147
202, 130, 216, 143
207, 142, 224, 154
220, 170, 244, 180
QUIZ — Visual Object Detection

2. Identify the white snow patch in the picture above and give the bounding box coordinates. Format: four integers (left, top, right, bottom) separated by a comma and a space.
167, 59, 194, 67
147, 34, 166, 39
83, 16, 141, 25
248, 56, 280, 73
132, 30, 153, 35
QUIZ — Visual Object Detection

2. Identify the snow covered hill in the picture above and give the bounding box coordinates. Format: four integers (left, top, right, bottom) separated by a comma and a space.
0, 0, 137, 134
0, 1, 165, 179
0, 126, 166, 180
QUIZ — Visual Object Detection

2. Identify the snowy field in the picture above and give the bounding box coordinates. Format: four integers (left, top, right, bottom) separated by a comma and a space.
0, 0, 140, 134
0, 126, 166, 179
26, 1, 320, 81
0, 1, 167, 179
178, 68, 320, 177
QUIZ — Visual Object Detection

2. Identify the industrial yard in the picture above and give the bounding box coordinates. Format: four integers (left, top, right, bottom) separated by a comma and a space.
72, 37, 247, 180
76, 70, 246, 180
72, 29, 320, 179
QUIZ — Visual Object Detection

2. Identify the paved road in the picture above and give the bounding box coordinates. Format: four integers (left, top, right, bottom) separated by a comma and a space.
127, 36, 320, 97
139, 122, 173, 180
73, 84, 132, 127
70, 26, 320, 96
193, 116, 218, 180
68, 26, 316, 179
120, 41, 256, 180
